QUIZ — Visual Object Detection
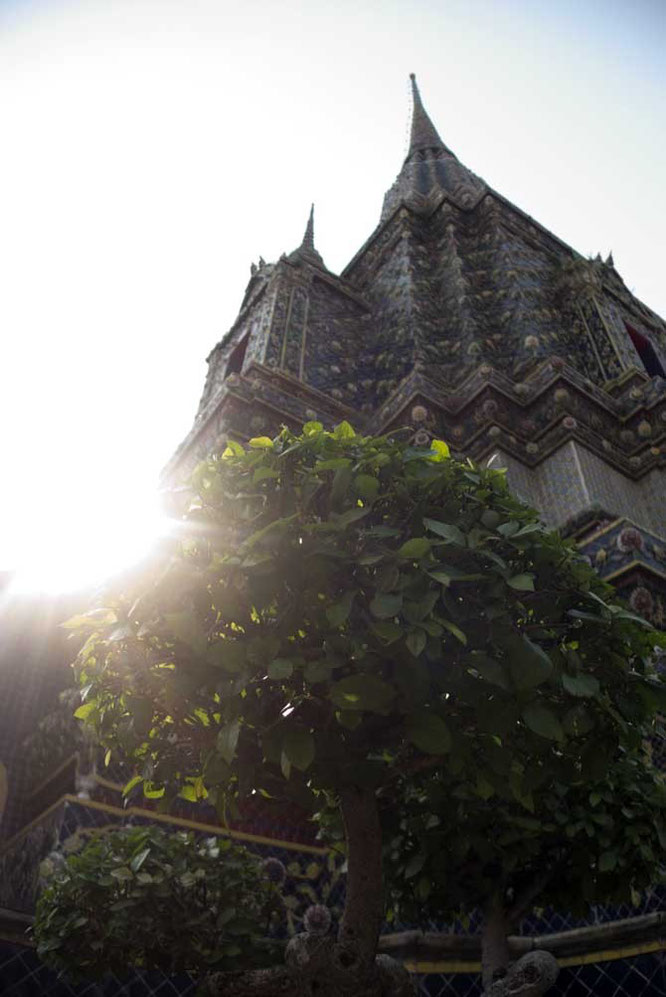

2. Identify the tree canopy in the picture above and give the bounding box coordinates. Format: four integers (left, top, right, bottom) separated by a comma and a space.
65, 422, 666, 993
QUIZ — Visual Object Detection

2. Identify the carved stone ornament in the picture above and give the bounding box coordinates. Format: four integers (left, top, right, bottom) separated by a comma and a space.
200, 934, 415, 997
485, 950, 559, 997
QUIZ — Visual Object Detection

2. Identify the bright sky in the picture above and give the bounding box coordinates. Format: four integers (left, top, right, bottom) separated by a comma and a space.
0, 0, 664, 591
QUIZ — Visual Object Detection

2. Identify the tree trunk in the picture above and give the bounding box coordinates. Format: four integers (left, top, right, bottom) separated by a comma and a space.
338, 784, 384, 962
481, 892, 559, 997
201, 784, 415, 996
481, 894, 511, 990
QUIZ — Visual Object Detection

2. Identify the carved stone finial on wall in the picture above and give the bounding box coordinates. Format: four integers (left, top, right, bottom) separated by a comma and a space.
553, 257, 603, 308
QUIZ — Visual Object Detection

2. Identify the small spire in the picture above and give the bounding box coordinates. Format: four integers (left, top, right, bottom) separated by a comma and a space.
606, 251, 614, 267
288, 204, 324, 268
408, 73, 447, 155
301, 203, 316, 252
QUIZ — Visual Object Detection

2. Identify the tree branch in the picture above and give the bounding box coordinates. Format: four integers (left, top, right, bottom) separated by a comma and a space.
506, 868, 555, 927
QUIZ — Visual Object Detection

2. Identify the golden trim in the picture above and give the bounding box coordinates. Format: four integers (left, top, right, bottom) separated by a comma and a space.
583, 517, 665, 548
405, 959, 481, 974
580, 518, 624, 545
0, 797, 69, 853
605, 559, 666, 584
558, 939, 665, 968
404, 938, 665, 975
0, 794, 328, 856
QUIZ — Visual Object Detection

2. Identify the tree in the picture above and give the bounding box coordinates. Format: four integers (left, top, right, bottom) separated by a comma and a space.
64, 423, 666, 996
35, 825, 282, 980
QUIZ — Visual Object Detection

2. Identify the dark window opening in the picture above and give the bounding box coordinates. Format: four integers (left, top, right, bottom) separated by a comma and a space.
226, 333, 249, 377
625, 323, 665, 378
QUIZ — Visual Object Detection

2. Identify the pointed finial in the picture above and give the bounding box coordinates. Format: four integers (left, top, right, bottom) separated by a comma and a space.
302, 203, 315, 251
288, 204, 324, 268
606, 251, 614, 267
408, 74, 446, 155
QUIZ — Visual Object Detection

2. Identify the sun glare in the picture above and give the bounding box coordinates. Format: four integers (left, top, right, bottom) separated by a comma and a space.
8, 486, 172, 596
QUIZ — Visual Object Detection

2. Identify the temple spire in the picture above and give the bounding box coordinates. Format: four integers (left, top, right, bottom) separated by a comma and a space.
288, 204, 325, 268
408, 73, 449, 156
302, 203, 315, 252
380, 75, 486, 221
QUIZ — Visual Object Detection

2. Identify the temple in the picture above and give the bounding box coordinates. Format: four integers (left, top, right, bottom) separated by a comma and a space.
166, 76, 666, 624
1, 77, 664, 996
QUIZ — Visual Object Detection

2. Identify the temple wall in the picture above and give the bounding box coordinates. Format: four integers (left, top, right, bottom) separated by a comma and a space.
497, 441, 666, 535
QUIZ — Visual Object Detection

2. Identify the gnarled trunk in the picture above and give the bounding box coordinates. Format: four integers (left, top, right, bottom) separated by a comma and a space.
484, 950, 559, 997
200, 785, 415, 997
481, 893, 559, 997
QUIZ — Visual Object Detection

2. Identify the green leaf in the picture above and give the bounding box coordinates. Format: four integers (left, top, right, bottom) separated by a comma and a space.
326, 590, 355, 627
423, 519, 466, 545
248, 436, 274, 448
504, 634, 553, 690
304, 660, 332, 683
598, 850, 617, 872
333, 420, 356, 440
522, 704, 564, 741
327, 507, 369, 529
563, 704, 595, 737
371, 620, 403, 644
406, 710, 452, 754
404, 852, 426, 878
506, 574, 535, 591
475, 774, 495, 800
330, 675, 395, 714
331, 463, 355, 507
221, 439, 244, 458
123, 774, 143, 795
61, 608, 117, 630
406, 628, 427, 657
128, 697, 153, 735
469, 654, 510, 690
217, 720, 241, 764
268, 658, 294, 680
562, 672, 600, 698
130, 848, 151, 873
110, 867, 133, 881
428, 439, 450, 461
73, 702, 96, 721
253, 466, 280, 483
397, 537, 431, 559
355, 474, 379, 499
282, 729, 315, 772
369, 592, 403, 619
403, 590, 439, 623
428, 567, 484, 586
440, 619, 467, 645
315, 457, 352, 471
498, 521, 521, 537
364, 525, 401, 538
303, 420, 323, 435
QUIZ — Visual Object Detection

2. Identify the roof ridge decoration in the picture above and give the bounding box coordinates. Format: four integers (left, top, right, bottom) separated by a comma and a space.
381, 75, 487, 221
288, 203, 326, 269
